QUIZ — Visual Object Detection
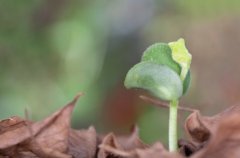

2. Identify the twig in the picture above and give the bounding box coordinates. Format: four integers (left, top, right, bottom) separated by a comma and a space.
139, 95, 196, 112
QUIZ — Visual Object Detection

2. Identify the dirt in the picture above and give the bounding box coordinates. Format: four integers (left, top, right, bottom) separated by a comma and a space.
0, 93, 240, 158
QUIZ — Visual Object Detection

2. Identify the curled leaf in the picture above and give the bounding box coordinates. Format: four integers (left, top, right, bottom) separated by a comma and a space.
185, 106, 240, 145
184, 111, 211, 143
191, 112, 240, 158
98, 126, 147, 158
124, 61, 183, 101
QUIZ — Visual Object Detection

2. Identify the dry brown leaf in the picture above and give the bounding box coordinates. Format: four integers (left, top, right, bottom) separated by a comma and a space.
68, 126, 97, 158
133, 142, 183, 158
0, 93, 82, 157
29, 94, 82, 154
25, 93, 82, 157
185, 106, 240, 143
178, 139, 203, 157
184, 111, 211, 144
7, 93, 240, 158
191, 112, 240, 158
0, 116, 27, 134
98, 126, 147, 158
99, 141, 183, 158
183, 105, 240, 157
0, 119, 32, 149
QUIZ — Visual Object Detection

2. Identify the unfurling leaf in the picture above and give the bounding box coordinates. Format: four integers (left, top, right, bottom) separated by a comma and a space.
168, 38, 192, 81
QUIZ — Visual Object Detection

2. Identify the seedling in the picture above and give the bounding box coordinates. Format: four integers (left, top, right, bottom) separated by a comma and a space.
124, 38, 192, 152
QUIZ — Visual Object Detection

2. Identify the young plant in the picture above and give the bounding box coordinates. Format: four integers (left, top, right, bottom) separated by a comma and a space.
124, 38, 192, 152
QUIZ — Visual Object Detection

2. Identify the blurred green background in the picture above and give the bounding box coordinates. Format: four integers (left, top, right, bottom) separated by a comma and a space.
1, 0, 240, 145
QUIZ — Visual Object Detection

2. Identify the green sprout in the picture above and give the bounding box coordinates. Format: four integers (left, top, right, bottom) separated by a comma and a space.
124, 38, 192, 152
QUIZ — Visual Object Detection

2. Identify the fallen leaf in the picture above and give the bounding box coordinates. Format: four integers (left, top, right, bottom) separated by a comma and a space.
98, 126, 147, 158
185, 106, 240, 143
178, 139, 203, 157
0, 116, 27, 133
99, 141, 183, 158
184, 110, 211, 143
0, 118, 31, 149
0, 93, 82, 157
191, 112, 240, 158
134, 142, 183, 158
184, 105, 240, 157
68, 126, 97, 158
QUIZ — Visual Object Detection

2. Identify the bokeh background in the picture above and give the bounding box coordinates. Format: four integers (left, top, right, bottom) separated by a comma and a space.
1, 0, 240, 145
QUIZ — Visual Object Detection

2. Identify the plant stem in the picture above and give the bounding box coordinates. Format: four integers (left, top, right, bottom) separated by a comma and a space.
169, 99, 179, 152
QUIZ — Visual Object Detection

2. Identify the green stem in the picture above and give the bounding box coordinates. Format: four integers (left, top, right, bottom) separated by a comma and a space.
169, 99, 179, 152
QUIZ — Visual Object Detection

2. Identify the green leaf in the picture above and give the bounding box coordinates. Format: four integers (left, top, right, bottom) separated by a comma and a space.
124, 62, 183, 101
141, 43, 181, 74
183, 70, 191, 95
168, 38, 192, 81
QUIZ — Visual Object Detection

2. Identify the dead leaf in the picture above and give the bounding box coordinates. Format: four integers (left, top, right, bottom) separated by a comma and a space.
0, 116, 27, 133
191, 112, 240, 158
0, 93, 82, 157
68, 126, 97, 158
134, 142, 183, 158
0, 118, 31, 149
185, 106, 240, 143
183, 105, 240, 157
184, 111, 211, 143
178, 139, 203, 157
8, 92, 240, 158
25, 93, 82, 157
99, 141, 183, 158
98, 126, 147, 158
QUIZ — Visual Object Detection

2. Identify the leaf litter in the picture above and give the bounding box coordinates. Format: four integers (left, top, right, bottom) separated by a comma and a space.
0, 94, 240, 157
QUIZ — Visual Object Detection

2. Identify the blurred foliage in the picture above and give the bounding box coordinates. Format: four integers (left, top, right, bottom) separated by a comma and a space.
177, 0, 240, 19
0, 0, 240, 145
138, 106, 169, 144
